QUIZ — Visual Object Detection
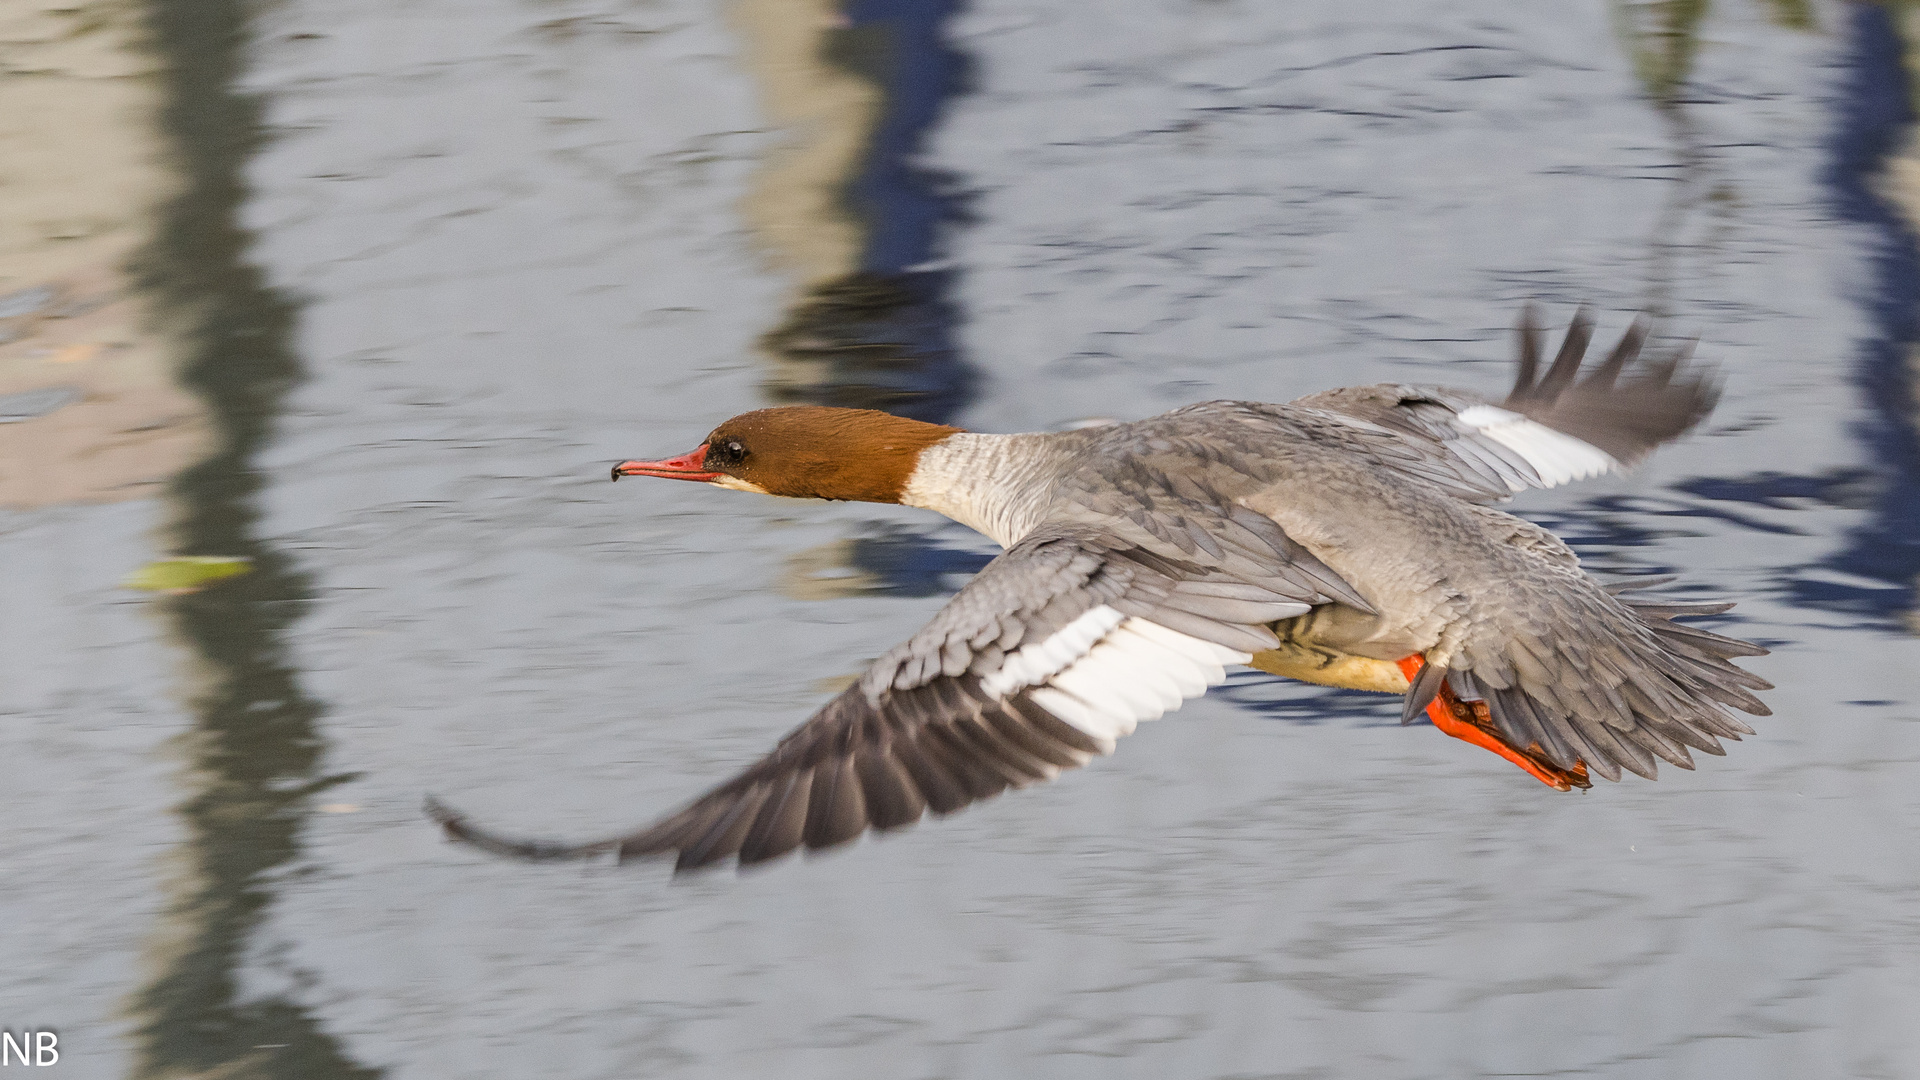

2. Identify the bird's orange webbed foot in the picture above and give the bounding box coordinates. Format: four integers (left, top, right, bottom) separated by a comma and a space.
1395, 656, 1591, 791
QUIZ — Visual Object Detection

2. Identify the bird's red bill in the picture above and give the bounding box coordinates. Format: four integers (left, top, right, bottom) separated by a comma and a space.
612, 445, 722, 482
1396, 656, 1591, 790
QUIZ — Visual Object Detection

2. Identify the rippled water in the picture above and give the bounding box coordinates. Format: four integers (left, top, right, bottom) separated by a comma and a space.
5, 1, 1919, 1077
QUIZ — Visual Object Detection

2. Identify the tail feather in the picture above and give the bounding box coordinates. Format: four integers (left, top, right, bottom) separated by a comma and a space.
1415, 577, 1769, 787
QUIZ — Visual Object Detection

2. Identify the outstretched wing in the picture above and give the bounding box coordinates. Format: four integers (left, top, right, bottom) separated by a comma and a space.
1406, 573, 1771, 784
429, 524, 1363, 872
1384, 497, 1771, 784
1295, 306, 1718, 502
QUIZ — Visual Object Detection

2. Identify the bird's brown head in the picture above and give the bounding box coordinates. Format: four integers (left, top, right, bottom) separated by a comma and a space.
613, 406, 963, 503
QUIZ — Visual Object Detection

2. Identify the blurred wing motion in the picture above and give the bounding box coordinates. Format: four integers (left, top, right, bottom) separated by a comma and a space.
429, 523, 1363, 873
1296, 305, 1718, 501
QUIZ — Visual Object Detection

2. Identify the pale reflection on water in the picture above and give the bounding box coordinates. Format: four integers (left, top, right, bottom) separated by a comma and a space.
2, 1, 1917, 1077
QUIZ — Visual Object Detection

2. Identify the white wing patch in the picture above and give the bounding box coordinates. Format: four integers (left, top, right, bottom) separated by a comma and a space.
978, 605, 1127, 699
980, 606, 1251, 753
1454, 404, 1619, 488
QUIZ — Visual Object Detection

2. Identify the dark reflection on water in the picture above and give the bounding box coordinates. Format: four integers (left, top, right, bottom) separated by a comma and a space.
835, 0, 971, 275
1629, 5, 1920, 627
760, 269, 971, 422
762, 0, 980, 594
846, 524, 995, 596
1810, 2, 1920, 623
759, 0, 975, 424
780, 523, 994, 599
129, 1, 377, 1076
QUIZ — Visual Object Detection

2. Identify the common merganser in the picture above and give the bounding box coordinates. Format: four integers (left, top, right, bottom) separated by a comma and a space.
429, 308, 1771, 872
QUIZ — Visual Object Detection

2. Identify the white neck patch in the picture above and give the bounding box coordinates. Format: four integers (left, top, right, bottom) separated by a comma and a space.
899, 433, 1055, 548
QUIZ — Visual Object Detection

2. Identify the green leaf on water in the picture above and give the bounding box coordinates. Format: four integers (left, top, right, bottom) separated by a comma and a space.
124, 556, 252, 592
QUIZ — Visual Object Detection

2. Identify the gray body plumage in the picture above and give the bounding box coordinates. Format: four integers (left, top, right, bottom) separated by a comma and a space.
430, 309, 1770, 871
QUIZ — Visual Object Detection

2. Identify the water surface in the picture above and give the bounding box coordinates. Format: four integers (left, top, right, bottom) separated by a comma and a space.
4, 1, 1918, 1077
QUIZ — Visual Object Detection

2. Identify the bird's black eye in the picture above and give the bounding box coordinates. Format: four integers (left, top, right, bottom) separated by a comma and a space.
709, 438, 747, 466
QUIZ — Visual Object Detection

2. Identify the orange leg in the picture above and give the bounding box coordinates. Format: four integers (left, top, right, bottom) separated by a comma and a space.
1396, 656, 1590, 791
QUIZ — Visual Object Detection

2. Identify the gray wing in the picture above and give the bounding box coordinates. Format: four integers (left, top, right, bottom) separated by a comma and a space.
429, 524, 1363, 872
1433, 581, 1770, 784
1294, 306, 1718, 502
1398, 508, 1771, 783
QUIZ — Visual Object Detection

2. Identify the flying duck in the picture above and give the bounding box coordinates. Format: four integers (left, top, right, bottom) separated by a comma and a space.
428, 308, 1771, 872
